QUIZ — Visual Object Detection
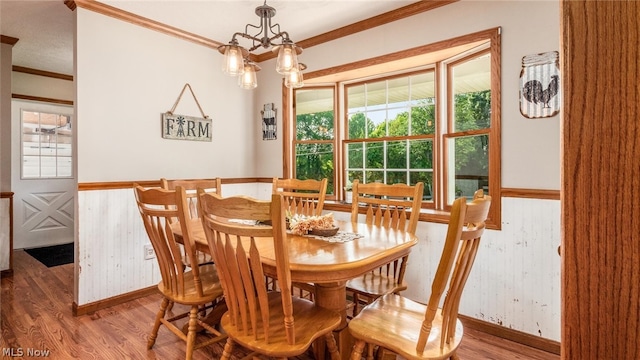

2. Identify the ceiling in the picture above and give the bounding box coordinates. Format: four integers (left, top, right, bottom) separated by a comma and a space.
0, 0, 418, 77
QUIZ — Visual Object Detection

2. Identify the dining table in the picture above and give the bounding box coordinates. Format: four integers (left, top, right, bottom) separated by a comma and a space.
173, 218, 418, 360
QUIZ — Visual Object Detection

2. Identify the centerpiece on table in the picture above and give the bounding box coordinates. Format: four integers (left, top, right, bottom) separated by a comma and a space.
288, 212, 339, 237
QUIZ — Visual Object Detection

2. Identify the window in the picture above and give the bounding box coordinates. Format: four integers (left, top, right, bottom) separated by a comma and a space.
345, 71, 436, 204
292, 87, 336, 194
22, 110, 73, 178
286, 28, 501, 228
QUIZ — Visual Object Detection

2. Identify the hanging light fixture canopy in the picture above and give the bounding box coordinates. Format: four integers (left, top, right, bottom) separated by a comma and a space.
218, 1, 305, 89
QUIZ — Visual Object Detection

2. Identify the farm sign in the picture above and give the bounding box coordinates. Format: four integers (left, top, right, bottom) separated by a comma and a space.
161, 113, 212, 142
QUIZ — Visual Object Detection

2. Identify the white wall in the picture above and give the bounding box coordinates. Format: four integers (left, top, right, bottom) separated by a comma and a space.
75, 9, 256, 183
74, 7, 257, 304
11, 72, 74, 101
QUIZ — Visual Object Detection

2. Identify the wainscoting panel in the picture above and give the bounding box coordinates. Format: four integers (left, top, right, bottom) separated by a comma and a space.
1, 196, 11, 272
76, 182, 267, 305
77, 188, 159, 305
401, 197, 561, 342
77, 185, 560, 343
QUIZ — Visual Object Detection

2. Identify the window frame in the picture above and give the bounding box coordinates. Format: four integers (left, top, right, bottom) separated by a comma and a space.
283, 28, 501, 229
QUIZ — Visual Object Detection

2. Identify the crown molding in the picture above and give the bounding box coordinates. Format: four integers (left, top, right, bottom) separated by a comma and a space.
72, 0, 224, 50
1, 35, 19, 46
12, 66, 74, 81
255, 0, 459, 63
69, 0, 458, 64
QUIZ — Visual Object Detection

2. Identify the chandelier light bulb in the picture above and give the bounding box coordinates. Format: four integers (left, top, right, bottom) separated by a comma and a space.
276, 44, 299, 75
222, 45, 246, 76
238, 62, 259, 89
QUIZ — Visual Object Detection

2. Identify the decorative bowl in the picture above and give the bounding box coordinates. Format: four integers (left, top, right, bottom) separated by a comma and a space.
308, 226, 339, 237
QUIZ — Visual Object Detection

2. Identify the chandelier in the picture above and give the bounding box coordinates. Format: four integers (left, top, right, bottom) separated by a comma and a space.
218, 1, 306, 90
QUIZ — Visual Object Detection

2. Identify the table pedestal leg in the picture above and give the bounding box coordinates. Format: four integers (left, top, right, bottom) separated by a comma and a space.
313, 282, 352, 360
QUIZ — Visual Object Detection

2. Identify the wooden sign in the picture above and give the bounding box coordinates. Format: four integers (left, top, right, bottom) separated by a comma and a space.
161, 113, 212, 141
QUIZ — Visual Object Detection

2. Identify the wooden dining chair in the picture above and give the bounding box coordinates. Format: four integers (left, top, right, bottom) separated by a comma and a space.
272, 177, 328, 299
272, 177, 328, 217
347, 179, 424, 316
348, 190, 492, 360
198, 191, 342, 360
161, 177, 222, 266
134, 184, 226, 360
161, 178, 222, 219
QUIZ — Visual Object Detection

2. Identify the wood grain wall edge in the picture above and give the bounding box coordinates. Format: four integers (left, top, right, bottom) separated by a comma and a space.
501, 188, 560, 200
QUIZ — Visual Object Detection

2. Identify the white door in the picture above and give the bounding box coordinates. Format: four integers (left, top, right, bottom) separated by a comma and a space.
11, 100, 75, 250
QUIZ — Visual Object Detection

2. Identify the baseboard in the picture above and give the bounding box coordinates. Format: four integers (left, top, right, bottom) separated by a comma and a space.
73, 285, 158, 316
1, 269, 13, 278
458, 314, 561, 355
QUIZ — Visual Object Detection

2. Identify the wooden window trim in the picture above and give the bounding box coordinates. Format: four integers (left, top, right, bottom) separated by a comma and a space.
284, 28, 502, 229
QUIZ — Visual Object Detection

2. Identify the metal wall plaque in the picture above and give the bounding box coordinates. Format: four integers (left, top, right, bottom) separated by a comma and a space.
161, 113, 212, 141
519, 51, 561, 118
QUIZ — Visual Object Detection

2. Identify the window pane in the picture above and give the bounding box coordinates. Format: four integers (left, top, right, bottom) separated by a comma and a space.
408, 139, 433, 169
365, 141, 383, 168
367, 109, 387, 138
365, 80, 387, 107
365, 171, 384, 183
348, 112, 369, 139
23, 156, 40, 178
347, 170, 363, 185
347, 84, 366, 109
41, 156, 57, 177
410, 171, 433, 201
448, 135, 489, 201
410, 72, 435, 105
452, 54, 491, 131
387, 106, 409, 136
386, 140, 407, 169
387, 171, 407, 184
295, 143, 335, 194
57, 157, 72, 177
346, 142, 364, 168
295, 88, 334, 141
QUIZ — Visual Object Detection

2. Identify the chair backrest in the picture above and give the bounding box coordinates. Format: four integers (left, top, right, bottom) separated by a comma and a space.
351, 180, 424, 235
416, 190, 491, 353
160, 178, 222, 220
272, 177, 328, 217
134, 184, 205, 297
198, 192, 296, 344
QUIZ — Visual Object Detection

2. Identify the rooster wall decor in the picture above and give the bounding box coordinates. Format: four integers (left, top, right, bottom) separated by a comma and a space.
520, 51, 561, 118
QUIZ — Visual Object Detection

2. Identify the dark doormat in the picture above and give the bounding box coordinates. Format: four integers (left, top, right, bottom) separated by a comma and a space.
25, 243, 74, 268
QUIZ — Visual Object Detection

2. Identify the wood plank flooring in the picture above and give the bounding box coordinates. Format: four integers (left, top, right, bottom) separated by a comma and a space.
1, 250, 559, 359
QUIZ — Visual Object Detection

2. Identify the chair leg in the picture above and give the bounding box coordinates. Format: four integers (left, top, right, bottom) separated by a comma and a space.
324, 332, 341, 360
375, 347, 396, 360
221, 338, 235, 360
450, 352, 460, 360
366, 343, 375, 360
148, 297, 169, 349
185, 307, 198, 360
352, 293, 360, 316
350, 339, 366, 360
